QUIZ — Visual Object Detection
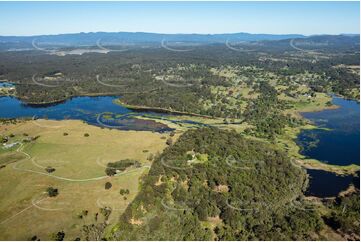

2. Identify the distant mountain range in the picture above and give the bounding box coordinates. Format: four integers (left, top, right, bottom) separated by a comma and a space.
0, 32, 359, 51
0, 32, 306, 44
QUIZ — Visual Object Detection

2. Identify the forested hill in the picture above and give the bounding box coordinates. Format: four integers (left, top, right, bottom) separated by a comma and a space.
108, 127, 325, 240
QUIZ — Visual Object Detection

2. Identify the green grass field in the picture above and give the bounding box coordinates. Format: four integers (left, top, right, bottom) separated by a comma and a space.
0, 120, 173, 240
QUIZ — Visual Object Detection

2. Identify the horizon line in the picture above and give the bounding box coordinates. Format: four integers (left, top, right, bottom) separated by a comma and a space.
1, 31, 360, 38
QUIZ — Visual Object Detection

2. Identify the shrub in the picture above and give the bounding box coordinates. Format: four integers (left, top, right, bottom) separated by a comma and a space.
100, 207, 112, 220
147, 153, 154, 161
46, 187, 58, 197
84, 133, 89, 137
120, 188, 130, 195
166, 138, 173, 146
51, 231, 65, 241
105, 182, 112, 189
105, 167, 117, 176
32, 135, 41, 141
45, 166, 56, 173
30, 235, 39, 241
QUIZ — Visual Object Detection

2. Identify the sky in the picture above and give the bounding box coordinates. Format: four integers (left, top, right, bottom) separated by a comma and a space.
0, 1, 359, 36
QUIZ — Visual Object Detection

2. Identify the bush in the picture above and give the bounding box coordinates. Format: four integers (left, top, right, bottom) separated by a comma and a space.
30, 235, 39, 241
166, 138, 173, 146
45, 166, 56, 173
120, 189, 130, 195
32, 135, 41, 141
1, 136, 8, 143
46, 187, 58, 197
147, 153, 154, 161
105, 182, 112, 190
84, 133, 89, 137
63, 132, 68, 136
105, 167, 117, 176
100, 207, 112, 220
51, 231, 65, 241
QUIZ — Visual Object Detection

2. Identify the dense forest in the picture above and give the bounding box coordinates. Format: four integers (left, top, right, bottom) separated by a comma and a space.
106, 127, 329, 240
243, 81, 302, 139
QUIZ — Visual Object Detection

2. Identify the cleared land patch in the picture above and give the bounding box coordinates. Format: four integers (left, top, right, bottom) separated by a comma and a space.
0, 120, 172, 240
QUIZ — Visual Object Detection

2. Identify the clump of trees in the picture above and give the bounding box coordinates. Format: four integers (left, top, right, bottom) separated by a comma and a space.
100, 207, 112, 221
105, 159, 141, 176
119, 189, 130, 195
324, 193, 360, 238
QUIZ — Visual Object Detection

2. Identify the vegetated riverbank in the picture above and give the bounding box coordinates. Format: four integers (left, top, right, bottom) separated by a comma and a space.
114, 99, 215, 118
18, 92, 123, 106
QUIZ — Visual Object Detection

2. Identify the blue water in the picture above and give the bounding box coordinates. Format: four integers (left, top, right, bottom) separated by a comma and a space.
0, 96, 176, 132
0, 95, 207, 132
298, 96, 360, 166
0, 96, 128, 120
0, 82, 14, 88
297, 96, 360, 197
305, 169, 355, 197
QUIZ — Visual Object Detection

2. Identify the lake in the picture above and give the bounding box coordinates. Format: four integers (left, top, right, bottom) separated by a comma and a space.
305, 169, 355, 197
0, 95, 175, 132
298, 96, 360, 197
298, 96, 360, 166
0, 95, 207, 132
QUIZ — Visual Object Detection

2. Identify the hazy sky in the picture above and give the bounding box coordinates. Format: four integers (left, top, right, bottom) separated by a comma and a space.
0, 1, 359, 36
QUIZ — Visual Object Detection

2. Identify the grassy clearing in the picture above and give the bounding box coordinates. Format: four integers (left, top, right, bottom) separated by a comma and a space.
0, 120, 170, 240
286, 92, 336, 113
